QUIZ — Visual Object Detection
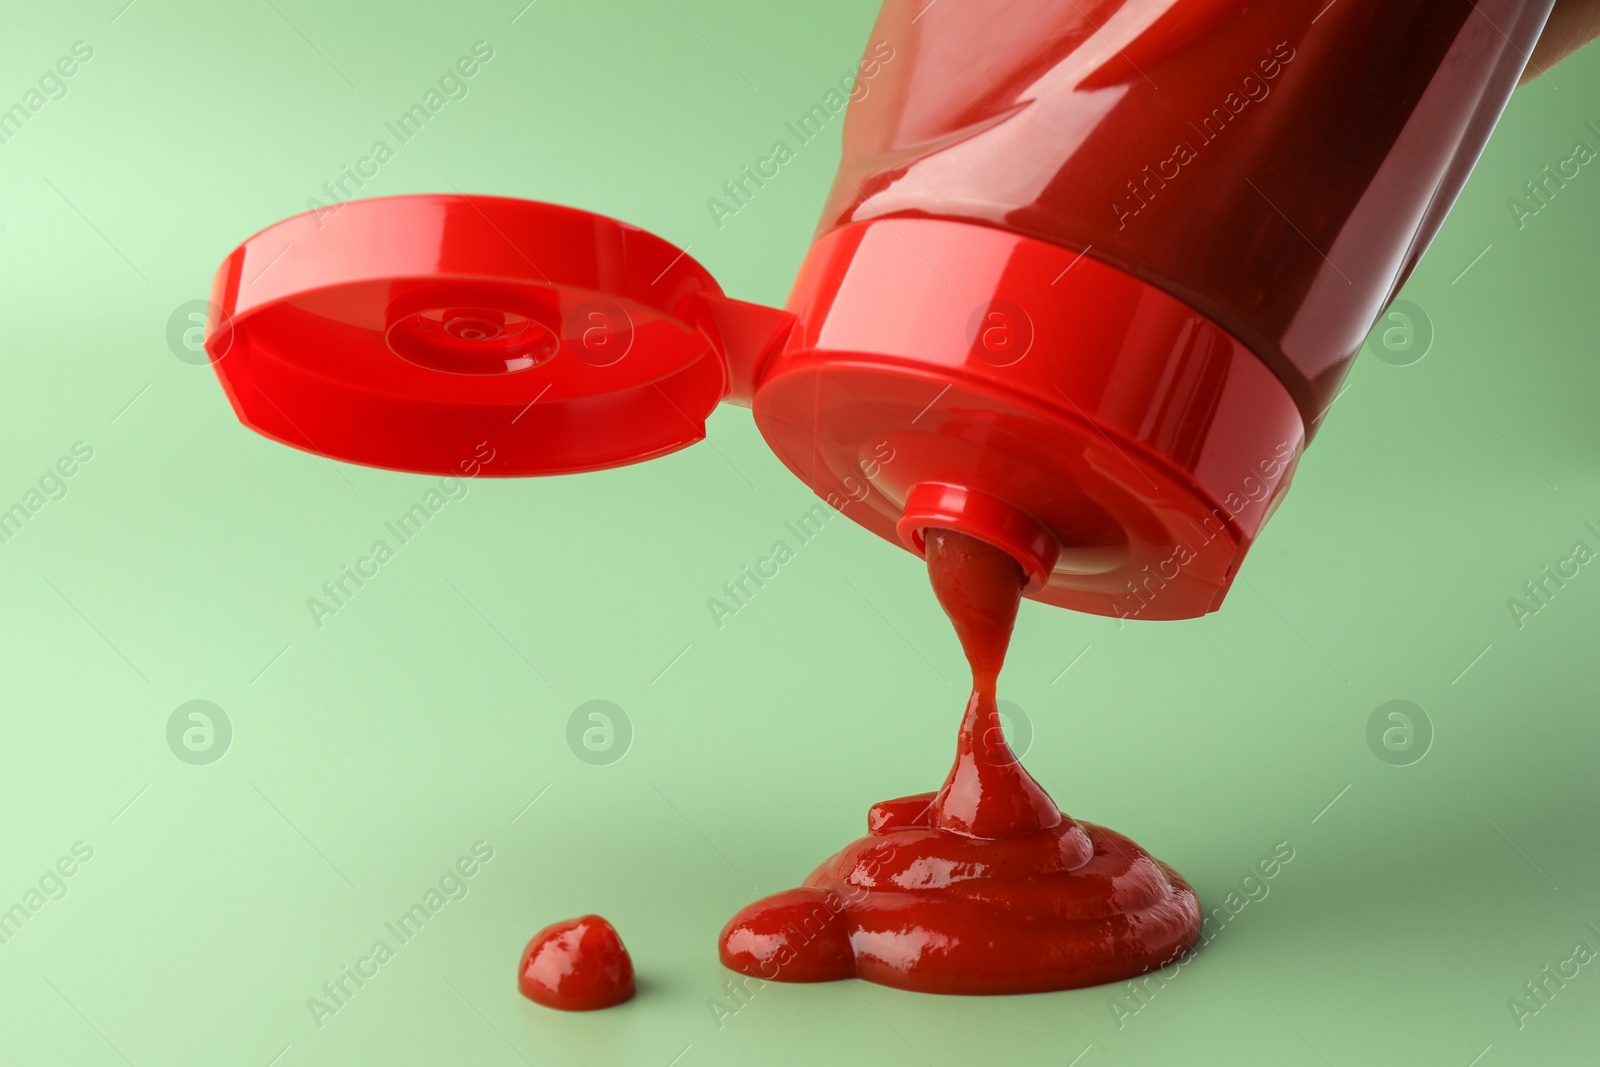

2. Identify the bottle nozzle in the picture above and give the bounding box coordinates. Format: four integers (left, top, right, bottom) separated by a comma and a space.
897, 482, 1059, 594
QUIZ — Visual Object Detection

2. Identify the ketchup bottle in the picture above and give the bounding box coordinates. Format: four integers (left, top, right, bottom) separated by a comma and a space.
205, 1, 1552, 620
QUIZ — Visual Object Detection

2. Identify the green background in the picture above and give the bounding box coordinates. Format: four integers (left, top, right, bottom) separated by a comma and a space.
2, 2, 1598, 1064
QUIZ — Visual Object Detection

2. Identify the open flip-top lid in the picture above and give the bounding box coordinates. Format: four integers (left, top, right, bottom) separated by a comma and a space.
205, 195, 739, 476
204, 194, 1307, 621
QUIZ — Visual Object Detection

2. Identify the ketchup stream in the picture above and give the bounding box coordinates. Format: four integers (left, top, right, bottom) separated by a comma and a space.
719, 529, 1201, 994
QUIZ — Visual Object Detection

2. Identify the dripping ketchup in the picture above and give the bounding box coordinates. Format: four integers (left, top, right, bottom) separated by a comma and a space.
719, 529, 1201, 994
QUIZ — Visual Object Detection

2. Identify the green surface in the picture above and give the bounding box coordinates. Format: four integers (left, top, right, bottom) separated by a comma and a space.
2, 3, 1599, 1065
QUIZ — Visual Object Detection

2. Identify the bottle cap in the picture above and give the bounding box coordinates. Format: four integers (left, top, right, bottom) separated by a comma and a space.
205, 195, 785, 476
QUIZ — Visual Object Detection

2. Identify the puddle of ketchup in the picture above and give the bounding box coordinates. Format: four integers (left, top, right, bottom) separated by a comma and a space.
518, 914, 635, 1010
719, 529, 1201, 994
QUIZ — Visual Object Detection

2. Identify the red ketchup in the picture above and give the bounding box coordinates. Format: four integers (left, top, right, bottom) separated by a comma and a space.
718, 529, 1199, 995
518, 915, 635, 1011
201, 0, 1556, 1001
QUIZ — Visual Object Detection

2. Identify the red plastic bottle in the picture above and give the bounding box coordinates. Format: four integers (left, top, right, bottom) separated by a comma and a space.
206, 0, 1552, 619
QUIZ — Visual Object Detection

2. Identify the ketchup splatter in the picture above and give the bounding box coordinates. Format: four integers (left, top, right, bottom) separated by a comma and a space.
719, 529, 1201, 994
518, 915, 635, 1011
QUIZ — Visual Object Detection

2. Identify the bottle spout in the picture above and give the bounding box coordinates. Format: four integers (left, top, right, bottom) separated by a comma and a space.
897, 483, 1060, 595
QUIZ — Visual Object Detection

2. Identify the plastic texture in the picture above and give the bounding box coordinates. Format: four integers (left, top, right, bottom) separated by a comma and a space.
204, 1, 1551, 619
820, 0, 1553, 430
758, 218, 1305, 619
205, 195, 789, 476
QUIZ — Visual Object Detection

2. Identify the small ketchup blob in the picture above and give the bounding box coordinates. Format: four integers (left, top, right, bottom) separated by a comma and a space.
518, 915, 635, 1011
719, 529, 1201, 994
